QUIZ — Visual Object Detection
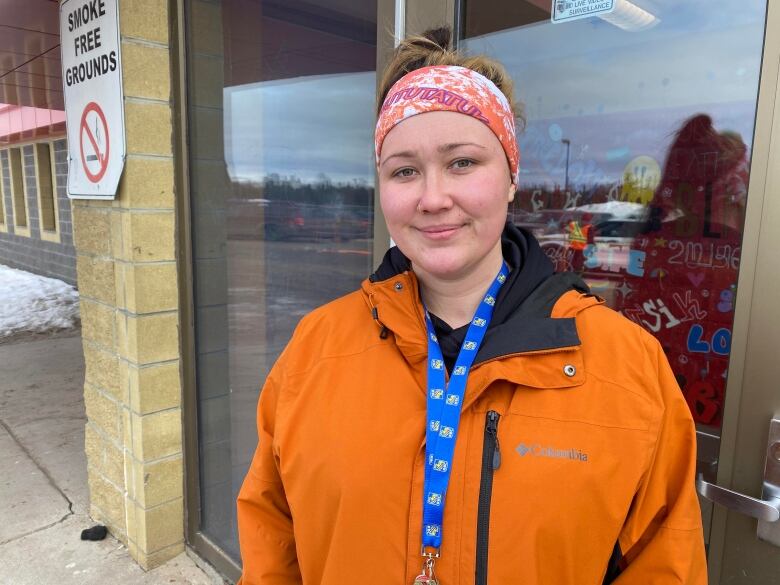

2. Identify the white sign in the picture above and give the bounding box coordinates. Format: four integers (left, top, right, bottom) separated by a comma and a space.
60, 0, 125, 199
551, 0, 615, 24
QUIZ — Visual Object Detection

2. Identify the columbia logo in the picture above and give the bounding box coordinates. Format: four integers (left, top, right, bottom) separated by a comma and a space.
516, 443, 588, 462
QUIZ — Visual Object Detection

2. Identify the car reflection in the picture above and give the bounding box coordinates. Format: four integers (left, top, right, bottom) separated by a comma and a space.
227, 198, 372, 242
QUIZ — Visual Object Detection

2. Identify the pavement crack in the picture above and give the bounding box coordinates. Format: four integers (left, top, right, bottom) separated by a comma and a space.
0, 417, 76, 510
0, 510, 74, 546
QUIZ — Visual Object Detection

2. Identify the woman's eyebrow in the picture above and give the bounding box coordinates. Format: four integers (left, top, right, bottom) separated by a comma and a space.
380, 150, 416, 166
437, 142, 488, 153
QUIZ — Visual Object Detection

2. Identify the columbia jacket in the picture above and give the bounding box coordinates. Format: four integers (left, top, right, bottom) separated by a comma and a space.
236, 225, 707, 584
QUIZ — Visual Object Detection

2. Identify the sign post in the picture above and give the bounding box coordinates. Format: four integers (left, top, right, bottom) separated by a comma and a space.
60, 0, 125, 199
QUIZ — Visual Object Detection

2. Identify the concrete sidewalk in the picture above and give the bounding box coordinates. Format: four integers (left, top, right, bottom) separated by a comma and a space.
0, 332, 225, 585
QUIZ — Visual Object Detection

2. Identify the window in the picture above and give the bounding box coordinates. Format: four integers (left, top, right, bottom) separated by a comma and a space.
185, 0, 378, 564
34, 142, 60, 241
0, 152, 7, 231
8, 147, 30, 236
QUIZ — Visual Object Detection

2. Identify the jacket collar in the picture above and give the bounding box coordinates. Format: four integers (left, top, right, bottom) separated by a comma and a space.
361, 225, 603, 395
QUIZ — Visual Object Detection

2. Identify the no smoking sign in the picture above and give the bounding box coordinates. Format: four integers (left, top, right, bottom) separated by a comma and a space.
60, 0, 125, 199
80, 102, 110, 183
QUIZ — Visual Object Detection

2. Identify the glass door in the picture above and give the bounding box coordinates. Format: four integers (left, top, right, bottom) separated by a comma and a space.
455, 0, 768, 565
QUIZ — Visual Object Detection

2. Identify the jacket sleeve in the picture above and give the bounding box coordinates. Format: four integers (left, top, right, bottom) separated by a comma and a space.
236, 365, 302, 585
611, 335, 708, 584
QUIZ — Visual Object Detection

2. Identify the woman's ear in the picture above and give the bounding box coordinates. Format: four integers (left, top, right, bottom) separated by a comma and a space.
507, 182, 516, 203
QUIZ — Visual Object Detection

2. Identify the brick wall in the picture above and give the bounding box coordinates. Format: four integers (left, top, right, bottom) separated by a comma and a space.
0, 139, 77, 284
73, 0, 185, 570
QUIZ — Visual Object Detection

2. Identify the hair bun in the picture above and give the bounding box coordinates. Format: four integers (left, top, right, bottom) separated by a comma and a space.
416, 26, 452, 53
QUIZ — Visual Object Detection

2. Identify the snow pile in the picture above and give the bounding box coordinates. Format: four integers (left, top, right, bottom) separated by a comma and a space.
0, 264, 80, 338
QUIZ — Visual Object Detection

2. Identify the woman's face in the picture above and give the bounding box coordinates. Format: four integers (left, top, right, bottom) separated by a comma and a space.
378, 110, 515, 282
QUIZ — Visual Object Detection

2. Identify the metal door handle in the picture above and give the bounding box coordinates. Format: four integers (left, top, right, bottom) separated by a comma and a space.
696, 477, 780, 522
695, 414, 780, 547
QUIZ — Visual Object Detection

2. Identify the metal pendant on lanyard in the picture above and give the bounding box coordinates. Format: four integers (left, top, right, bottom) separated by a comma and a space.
416, 263, 509, 583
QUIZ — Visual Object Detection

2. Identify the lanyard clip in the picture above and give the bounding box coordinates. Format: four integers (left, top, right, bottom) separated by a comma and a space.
421, 545, 440, 559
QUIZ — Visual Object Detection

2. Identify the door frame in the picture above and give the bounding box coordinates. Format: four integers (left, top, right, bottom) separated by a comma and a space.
708, 0, 780, 581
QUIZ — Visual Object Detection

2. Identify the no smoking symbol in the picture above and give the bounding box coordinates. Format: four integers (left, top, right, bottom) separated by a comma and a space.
79, 102, 110, 183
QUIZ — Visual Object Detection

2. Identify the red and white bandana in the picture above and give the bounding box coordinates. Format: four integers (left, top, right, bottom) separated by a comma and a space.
375, 65, 519, 184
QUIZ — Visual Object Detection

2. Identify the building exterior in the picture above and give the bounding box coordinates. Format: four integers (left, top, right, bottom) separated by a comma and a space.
3, 0, 780, 582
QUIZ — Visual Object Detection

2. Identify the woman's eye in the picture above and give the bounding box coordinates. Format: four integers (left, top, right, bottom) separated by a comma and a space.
452, 158, 475, 169
393, 167, 416, 178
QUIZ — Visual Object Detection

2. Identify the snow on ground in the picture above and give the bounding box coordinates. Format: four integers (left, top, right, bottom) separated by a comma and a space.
0, 264, 80, 338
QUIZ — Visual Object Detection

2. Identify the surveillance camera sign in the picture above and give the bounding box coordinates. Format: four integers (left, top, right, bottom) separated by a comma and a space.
552, 0, 615, 24
60, 0, 125, 199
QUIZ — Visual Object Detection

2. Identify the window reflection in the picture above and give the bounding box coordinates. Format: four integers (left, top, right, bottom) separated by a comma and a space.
187, 0, 377, 560
462, 0, 766, 431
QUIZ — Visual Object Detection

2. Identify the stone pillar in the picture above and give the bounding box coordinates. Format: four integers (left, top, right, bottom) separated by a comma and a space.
72, 0, 184, 569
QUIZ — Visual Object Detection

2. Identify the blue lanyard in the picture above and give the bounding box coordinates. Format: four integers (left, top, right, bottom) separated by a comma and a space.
421, 263, 509, 554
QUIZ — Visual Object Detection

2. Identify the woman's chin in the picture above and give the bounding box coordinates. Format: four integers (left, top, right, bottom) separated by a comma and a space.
411, 255, 470, 282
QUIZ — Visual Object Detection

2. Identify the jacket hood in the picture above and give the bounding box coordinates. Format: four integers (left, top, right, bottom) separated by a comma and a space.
363, 222, 599, 365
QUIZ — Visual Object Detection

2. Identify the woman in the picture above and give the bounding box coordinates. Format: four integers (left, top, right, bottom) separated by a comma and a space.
237, 28, 706, 584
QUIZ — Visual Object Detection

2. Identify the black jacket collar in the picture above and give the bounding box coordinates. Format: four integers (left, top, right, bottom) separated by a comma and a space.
368, 222, 589, 363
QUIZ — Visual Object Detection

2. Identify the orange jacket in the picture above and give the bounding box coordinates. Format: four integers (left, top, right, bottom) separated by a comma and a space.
237, 269, 707, 584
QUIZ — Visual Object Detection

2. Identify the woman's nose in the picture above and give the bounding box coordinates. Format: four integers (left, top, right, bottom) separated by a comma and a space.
417, 171, 453, 213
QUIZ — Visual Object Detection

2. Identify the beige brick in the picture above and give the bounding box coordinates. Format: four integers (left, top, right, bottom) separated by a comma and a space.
132, 408, 182, 461
110, 211, 125, 260
104, 440, 126, 488
84, 344, 121, 400
84, 384, 120, 441
136, 497, 183, 553
117, 157, 175, 209
125, 494, 138, 544
72, 206, 112, 255
84, 423, 104, 472
122, 42, 170, 101
121, 394, 134, 449
124, 212, 176, 263
137, 312, 179, 364
124, 444, 136, 501
190, 0, 224, 55
125, 101, 172, 156
130, 361, 181, 414
119, 0, 169, 44
125, 263, 179, 314
77, 255, 116, 304
191, 54, 223, 109
115, 312, 135, 362
88, 470, 126, 530
135, 541, 185, 571
80, 299, 115, 348
111, 313, 177, 367
133, 456, 183, 508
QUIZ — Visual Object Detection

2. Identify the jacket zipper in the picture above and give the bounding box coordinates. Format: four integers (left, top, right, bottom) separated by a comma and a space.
476, 410, 501, 585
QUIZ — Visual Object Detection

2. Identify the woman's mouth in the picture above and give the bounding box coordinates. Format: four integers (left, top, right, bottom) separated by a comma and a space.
417, 224, 463, 240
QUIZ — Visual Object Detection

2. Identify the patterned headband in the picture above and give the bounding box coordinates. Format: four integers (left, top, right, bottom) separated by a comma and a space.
375, 65, 519, 184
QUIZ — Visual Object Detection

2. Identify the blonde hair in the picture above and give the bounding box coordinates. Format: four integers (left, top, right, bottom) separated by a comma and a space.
377, 26, 525, 130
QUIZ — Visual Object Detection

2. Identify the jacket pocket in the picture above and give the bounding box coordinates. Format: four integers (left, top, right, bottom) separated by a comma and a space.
476, 410, 501, 585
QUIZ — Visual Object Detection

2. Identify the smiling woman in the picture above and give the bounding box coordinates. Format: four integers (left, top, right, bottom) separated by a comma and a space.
235, 26, 707, 585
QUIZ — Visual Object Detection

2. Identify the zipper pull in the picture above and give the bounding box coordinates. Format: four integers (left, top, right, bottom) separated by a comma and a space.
486, 410, 501, 470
